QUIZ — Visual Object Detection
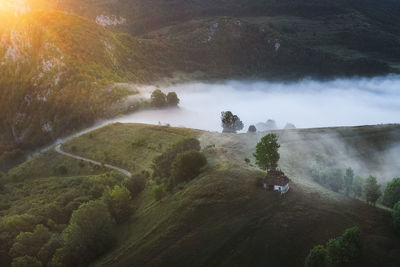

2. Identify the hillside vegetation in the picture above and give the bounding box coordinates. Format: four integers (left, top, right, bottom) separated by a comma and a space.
2, 0, 400, 164
0, 10, 173, 170
1, 123, 399, 266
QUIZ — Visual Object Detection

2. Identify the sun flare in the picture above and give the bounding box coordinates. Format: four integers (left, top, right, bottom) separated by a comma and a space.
0, 0, 30, 16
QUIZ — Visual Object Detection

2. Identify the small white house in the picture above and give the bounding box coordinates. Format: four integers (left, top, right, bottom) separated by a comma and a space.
262, 169, 290, 194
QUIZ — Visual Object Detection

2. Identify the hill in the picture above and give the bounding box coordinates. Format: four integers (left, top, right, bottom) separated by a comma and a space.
1, 123, 399, 266
0, 10, 173, 170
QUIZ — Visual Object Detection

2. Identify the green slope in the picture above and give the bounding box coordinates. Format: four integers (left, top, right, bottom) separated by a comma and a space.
1, 123, 399, 266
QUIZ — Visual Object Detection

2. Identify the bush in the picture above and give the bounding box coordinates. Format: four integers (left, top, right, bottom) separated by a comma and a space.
383, 177, 400, 208
61, 200, 114, 266
307, 226, 362, 267
9, 225, 52, 258
247, 125, 257, 133
150, 89, 166, 108
393, 201, 400, 234
103, 185, 131, 223
123, 173, 146, 197
166, 92, 180, 106
171, 151, 207, 184
152, 137, 201, 178
11, 255, 42, 267
152, 185, 166, 201
305, 245, 328, 267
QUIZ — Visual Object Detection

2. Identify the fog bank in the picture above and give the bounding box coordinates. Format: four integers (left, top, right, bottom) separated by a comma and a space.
112, 75, 400, 131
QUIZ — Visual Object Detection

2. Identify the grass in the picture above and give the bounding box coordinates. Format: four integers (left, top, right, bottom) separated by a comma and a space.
61, 123, 202, 174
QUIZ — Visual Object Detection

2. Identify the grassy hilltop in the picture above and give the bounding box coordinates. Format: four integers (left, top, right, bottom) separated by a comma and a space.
1, 123, 399, 266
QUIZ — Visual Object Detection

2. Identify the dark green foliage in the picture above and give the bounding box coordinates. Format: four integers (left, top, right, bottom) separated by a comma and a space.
150, 89, 167, 108
383, 177, 400, 208
253, 133, 280, 171
305, 245, 328, 267
326, 168, 344, 193
244, 158, 250, 164
152, 137, 201, 178
248, 125, 257, 133
61, 200, 114, 266
344, 168, 354, 196
171, 151, 207, 183
103, 185, 132, 223
123, 173, 146, 197
221, 111, 244, 133
11, 255, 42, 267
364, 176, 381, 205
152, 185, 166, 201
37, 234, 63, 265
352, 176, 364, 198
0, 149, 25, 172
393, 201, 400, 234
307, 226, 362, 267
166, 92, 180, 106
9, 224, 52, 259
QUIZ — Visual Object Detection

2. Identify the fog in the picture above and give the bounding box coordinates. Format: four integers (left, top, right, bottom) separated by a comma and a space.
111, 75, 400, 131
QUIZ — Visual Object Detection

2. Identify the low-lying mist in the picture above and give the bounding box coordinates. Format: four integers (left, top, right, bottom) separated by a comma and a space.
113, 75, 400, 131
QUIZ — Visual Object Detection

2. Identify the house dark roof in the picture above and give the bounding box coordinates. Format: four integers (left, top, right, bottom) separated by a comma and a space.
264, 169, 289, 186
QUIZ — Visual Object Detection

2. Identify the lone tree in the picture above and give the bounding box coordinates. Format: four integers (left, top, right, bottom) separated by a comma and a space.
151, 89, 166, 108
166, 92, 180, 106
248, 125, 257, 133
344, 167, 354, 196
253, 133, 280, 171
364, 176, 381, 206
383, 177, 400, 208
221, 111, 244, 133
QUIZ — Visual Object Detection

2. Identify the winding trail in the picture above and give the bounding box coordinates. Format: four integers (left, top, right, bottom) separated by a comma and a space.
55, 144, 132, 177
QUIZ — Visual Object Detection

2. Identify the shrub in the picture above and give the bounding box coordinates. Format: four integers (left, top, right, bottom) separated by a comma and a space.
103, 185, 131, 223
352, 176, 364, 198
166, 92, 180, 106
326, 168, 344, 193
171, 151, 207, 184
247, 125, 257, 133
150, 89, 166, 108
305, 245, 328, 267
123, 173, 146, 197
9, 224, 52, 258
11, 255, 42, 267
383, 177, 400, 208
393, 201, 400, 234
152, 137, 201, 178
62, 200, 114, 266
153, 185, 165, 201
307, 226, 362, 267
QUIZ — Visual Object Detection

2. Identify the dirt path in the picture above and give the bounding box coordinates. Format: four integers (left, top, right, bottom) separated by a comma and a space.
55, 144, 132, 177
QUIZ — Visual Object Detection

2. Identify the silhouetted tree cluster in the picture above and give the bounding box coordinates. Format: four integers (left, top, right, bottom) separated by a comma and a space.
383, 177, 400, 208
221, 111, 244, 133
393, 201, 400, 234
309, 155, 384, 205
151, 89, 180, 108
305, 226, 362, 267
152, 137, 207, 200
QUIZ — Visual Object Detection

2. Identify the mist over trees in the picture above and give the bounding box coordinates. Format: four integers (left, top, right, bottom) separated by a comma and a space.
221, 111, 244, 133
364, 176, 381, 206
151, 89, 180, 108
383, 178, 400, 208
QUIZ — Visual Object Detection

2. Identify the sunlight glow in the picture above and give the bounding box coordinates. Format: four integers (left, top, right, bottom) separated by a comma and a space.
0, 0, 30, 16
